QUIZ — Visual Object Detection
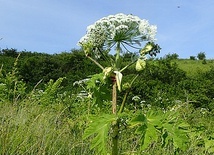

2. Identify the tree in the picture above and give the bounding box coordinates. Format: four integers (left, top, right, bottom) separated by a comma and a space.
197, 52, 206, 60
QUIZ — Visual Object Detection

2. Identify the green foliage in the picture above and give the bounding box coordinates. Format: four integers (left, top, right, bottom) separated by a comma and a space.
174, 59, 214, 76
130, 108, 190, 152
15, 49, 101, 91
130, 112, 158, 150
83, 114, 116, 154
0, 54, 214, 154
86, 73, 111, 106
1, 48, 213, 110
130, 59, 186, 108
0, 45, 214, 155
18, 55, 62, 86
32, 77, 65, 105
0, 54, 26, 103
0, 48, 19, 57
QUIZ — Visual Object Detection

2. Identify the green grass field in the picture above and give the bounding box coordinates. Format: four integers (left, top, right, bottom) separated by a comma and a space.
173, 59, 214, 76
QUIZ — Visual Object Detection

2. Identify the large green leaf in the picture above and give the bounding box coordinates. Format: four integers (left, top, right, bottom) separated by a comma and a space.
130, 110, 190, 151
83, 114, 116, 155
86, 73, 105, 90
141, 123, 158, 150
130, 113, 147, 127
130, 113, 159, 150
161, 114, 190, 151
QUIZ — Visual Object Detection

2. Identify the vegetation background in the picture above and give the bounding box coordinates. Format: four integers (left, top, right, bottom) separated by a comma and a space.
0, 48, 213, 154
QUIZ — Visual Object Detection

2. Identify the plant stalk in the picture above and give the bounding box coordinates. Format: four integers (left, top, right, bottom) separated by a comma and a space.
118, 74, 139, 114
87, 55, 104, 70
112, 78, 117, 114
118, 90, 130, 114
112, 74, 118, 155
112, 120, 119, 155
115, 42, 121, 70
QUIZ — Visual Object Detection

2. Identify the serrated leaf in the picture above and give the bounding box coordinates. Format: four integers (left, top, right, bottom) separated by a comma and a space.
83, 114, 116, 155
162, 119, 189, 151
86, 73, 111, 106
130, 113, 159, 150
135, 123, 147, 134
146, 110, 163, 126
92, 85, 111, 106
86, 73, 105, 90
130, 113, 147, 127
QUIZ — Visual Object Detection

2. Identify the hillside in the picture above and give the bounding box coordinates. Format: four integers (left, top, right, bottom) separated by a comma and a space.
173, 59, 214, 76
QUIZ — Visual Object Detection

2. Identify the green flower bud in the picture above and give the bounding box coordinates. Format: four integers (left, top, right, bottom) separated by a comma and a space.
103, 67, 113, 79
140, 42, 153, 55
122, 82, 131, 91
136, 59, 146, 71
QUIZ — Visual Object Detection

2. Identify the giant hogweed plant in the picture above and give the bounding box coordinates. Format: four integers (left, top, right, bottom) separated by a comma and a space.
78, 13, 189, 155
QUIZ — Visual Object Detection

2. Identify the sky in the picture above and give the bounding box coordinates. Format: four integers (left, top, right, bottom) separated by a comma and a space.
0, 0, 214, 58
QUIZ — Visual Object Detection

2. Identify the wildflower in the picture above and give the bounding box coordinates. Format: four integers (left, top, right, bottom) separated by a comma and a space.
78, 13, 157, 55
132, 96, 141, 102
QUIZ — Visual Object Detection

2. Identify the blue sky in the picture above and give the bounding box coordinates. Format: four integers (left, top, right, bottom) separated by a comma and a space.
0, 0, 214, 58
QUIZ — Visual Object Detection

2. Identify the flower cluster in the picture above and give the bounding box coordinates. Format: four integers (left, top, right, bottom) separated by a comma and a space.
78, 13, 157, 52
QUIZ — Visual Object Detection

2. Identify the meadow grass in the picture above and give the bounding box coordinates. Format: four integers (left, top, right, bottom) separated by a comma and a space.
0, 100, 92, 155
1, 98, 213, 154
173, 59, 214, 76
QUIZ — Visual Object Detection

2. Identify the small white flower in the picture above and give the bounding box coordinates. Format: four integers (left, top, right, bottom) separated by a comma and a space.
132, 96, 141, 102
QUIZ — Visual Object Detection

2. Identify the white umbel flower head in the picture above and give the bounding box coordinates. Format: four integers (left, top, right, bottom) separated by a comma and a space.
78, 13, 157, 55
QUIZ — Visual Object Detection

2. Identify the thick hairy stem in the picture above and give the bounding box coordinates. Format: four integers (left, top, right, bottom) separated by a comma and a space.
112, 76, 118, 155
112, 80, 117, 114
112, 121, 119, 155
115, 43, 121, 70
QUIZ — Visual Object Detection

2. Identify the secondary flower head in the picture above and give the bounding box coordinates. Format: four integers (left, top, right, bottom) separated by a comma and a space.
78, 13, 157, 55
